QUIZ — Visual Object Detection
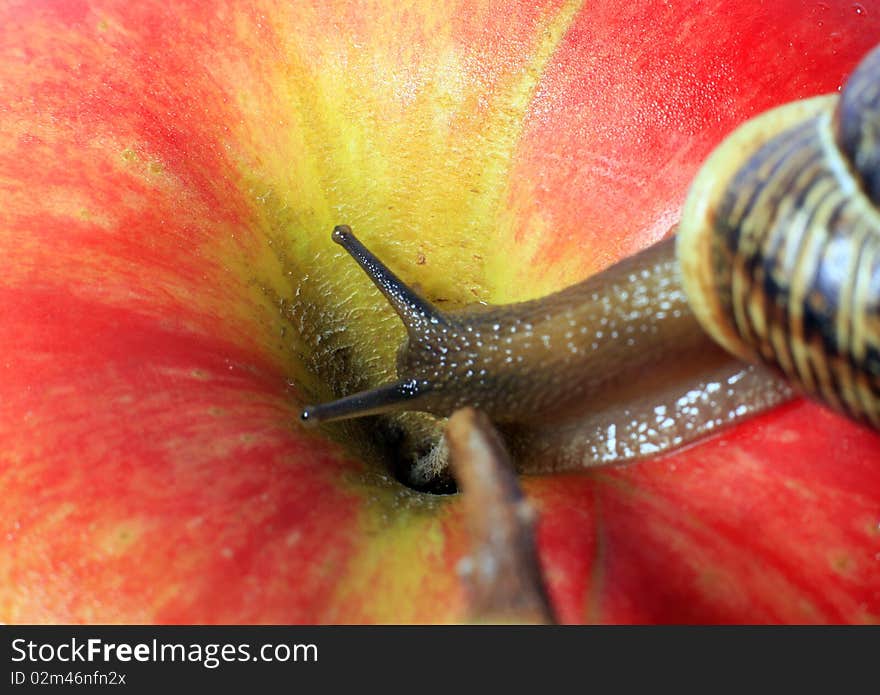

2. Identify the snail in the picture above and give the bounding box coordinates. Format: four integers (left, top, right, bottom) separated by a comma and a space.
300, 43, 880, 473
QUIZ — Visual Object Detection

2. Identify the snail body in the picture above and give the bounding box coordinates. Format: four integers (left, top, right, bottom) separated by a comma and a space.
301, 44, 880, 471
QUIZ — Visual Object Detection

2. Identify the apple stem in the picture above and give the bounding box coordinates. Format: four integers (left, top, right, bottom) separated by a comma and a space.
300, 378, 433, 425
445, 407, 556, 624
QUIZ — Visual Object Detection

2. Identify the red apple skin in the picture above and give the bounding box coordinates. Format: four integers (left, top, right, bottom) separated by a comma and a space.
0, 0, 879, 623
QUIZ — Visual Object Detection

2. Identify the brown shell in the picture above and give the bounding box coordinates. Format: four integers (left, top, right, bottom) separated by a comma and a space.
678, 45, 880, 428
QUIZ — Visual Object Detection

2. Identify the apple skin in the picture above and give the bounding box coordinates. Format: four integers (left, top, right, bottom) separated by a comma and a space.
1, 0, 879, 623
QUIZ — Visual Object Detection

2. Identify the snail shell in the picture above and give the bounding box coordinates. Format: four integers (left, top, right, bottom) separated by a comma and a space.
679, 43, 880, 429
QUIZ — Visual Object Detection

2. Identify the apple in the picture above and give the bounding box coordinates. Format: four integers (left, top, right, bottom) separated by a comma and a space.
1, 0, 879, 624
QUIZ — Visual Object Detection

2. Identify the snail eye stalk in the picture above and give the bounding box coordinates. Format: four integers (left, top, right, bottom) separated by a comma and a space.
300, 377, 432, 425
299, 226, 442, 425
331, 225, 444, 334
